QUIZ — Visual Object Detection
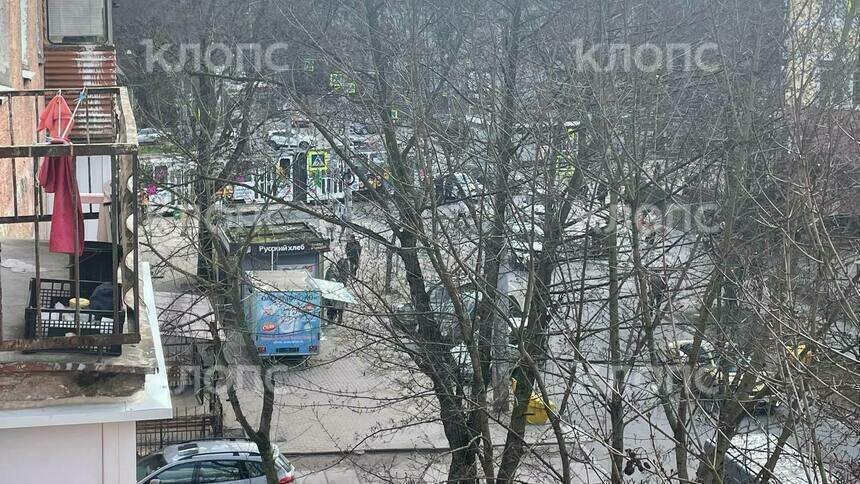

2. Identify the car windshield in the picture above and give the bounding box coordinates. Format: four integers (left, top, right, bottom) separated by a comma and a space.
136, 453, 167, 480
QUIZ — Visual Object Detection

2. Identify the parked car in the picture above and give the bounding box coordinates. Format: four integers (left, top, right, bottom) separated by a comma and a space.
656, 339, 717, 386
700, 357, 780, 416
137, 439, 296, 484
138, 128, 163, 145
391, 282, 523, 345
268, 129, 315, 151
267, 130, 290, 149
660, 339, 716, 365
434, 172, 483, 203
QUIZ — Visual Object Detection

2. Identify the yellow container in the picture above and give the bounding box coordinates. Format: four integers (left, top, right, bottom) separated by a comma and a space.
68, 298, 90, 309
526, 392, 557, 425
512, 378, 557, 425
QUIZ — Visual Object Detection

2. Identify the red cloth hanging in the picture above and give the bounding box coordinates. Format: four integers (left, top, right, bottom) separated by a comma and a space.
38, 95, 83, 255
38, 94, 75, 139
39, 150, 84, 255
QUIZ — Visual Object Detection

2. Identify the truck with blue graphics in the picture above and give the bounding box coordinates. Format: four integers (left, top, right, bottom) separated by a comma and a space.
245, 271, 322, 357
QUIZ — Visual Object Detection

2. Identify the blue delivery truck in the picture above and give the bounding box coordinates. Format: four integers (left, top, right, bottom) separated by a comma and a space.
245, 270, 322, 357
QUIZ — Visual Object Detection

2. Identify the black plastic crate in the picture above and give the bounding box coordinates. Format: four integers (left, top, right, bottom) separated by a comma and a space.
79, 241, 123, 283
25, 278, 125, 356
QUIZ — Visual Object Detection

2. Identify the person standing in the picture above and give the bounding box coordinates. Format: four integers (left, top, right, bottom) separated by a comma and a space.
346, 234, 362, 277
323, 258, 351, 326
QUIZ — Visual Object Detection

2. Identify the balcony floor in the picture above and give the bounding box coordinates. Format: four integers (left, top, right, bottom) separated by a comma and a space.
0, 239, 68, 342
0, 238, 157, 408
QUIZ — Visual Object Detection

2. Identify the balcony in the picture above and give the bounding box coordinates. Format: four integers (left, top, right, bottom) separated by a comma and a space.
0, 86, 156, 405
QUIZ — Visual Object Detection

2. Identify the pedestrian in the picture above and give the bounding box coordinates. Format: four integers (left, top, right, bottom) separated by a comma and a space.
649, 270, 667, 317
457, 203, 467, 224
323, 258, 350, 325
346, 234, 362, 277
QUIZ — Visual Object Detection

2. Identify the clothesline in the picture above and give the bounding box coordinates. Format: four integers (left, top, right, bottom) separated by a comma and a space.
45, 88, 88, 144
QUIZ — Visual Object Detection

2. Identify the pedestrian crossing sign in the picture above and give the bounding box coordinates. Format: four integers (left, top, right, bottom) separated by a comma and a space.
307, 150, 329, 173
556, 154, 575, 179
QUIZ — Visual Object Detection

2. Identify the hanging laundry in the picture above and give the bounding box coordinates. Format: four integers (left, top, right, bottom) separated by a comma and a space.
38, 94, 75, 140
39, 149, 84, 255
37, 95, 84, 255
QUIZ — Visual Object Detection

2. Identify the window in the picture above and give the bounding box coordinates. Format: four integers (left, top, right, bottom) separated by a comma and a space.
150, 463, 196, 484
197, 460, 245, 483
19, 0, 28, 67
245, 461, 266, 478
136, 453, 168, 481
46, 0, 108, 44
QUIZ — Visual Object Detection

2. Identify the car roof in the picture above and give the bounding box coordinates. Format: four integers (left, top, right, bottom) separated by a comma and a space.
667, 339, 714, 350
162, 440, 266, 463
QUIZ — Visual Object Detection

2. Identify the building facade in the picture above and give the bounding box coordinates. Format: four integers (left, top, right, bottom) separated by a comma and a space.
0, 2, 172, 483
0, 0, 43, 237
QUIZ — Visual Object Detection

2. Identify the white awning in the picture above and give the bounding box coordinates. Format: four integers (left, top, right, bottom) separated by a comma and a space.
244, 270, 357, 304
309, 278, 358, 305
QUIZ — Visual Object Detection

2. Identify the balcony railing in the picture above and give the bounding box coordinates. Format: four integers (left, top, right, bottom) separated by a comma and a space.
0, 86, 140, 354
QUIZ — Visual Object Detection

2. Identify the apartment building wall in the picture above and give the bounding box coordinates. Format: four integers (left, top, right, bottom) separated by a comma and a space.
0, 421, 138, 484
0, 0, 43, 237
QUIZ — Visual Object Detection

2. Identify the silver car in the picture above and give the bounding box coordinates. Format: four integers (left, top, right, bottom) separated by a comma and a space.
137, 128, 163, 145
137, 439, 296, 484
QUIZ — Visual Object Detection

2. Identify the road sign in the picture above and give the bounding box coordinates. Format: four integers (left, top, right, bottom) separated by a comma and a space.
556, 154, 575, 179
307, 149, 329, 173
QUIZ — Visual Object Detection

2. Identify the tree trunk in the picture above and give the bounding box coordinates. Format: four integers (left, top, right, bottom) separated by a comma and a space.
607, 189, 625, 484
398, 228, 479, 482
227, 277, 280, 483
193, 50, 217, 281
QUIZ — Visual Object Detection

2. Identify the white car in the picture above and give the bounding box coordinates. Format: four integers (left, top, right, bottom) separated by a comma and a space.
137, 439, 296, 484
267, 130, 290, 149
138, 128, 163, 145
268, 130, 315, 151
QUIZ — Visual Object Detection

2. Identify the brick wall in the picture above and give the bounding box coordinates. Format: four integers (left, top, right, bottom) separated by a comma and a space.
0, 0, 43, 237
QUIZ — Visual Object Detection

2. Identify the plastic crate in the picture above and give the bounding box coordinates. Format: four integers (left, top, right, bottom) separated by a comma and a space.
79, 241, 123, 283
25, 278, 125, 356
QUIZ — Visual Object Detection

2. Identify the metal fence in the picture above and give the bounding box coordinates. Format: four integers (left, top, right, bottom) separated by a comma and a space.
136, 405, 223, 456
161, 335, 214, 393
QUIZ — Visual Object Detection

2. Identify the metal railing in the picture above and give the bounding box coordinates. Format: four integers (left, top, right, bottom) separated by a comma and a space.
136, 405, 224, 457
0, 86, 140, 353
